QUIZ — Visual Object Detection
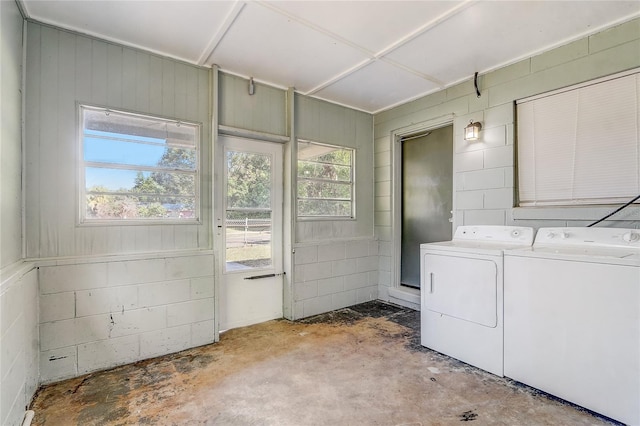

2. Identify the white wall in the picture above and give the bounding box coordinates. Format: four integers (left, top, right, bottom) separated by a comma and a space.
38, 252, 213, 383
0, 267, 39, 426
0, 2, 40, 425
293, 240, 378, 318
374, 18, 640, 306
1, 0, 24, 270
24, 22, 215, 382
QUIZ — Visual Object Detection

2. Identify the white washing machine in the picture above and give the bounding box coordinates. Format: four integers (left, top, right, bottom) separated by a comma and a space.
504, 227, 640, 425
420, 225, 535, 377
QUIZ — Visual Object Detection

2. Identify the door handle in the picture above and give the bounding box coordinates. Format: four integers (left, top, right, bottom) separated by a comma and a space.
244, 272, 286, 280
429, 272, 434, 293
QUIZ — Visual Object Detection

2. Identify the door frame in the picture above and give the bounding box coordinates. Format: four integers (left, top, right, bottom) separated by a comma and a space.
213, 131, 288, 336
389, 114, 455, 307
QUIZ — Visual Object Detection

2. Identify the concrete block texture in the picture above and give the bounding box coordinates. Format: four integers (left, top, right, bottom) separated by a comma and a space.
78, 334, 140, 374
140, 325, 191, 358
39, 347, 77, 383
317, 243, 346, 262
484, 145, 514, 169
0, 266, 39, 426
75, 286, 138, 317
460, 168, 505, 191
589, 17, 640, 53
293, 238, 379, 319
191, 320, 215, 347
39, 262, 108, 294
38, 253, 214, 382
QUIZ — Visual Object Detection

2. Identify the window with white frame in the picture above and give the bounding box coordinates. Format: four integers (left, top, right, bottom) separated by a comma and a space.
516, 70, 640, 207
297, 140, 354, 218
80, 105, 200, 222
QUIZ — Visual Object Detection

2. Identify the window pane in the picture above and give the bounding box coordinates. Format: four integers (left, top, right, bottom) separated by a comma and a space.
297, 180, 351, 199
298, 200, 352, 217
83, 109, 197, 147
84, 136, 167, 167
80, 105, 199, 222
226, 151, 271, 209
298, 161, 351, 181
86, 168, 195, 196
297, 141, 354, 218
225, 210, 272, 271
86, 194, 196, 220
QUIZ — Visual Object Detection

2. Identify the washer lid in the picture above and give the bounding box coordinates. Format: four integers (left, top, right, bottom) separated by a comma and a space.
421, 240, 531, 256
505, 245, 640, 267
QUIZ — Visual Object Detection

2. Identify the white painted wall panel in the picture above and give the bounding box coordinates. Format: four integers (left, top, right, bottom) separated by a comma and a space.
24, 22, 212, 258
219, 72, 288, 137
0, 3, 39, 424
0, 0, 24, 270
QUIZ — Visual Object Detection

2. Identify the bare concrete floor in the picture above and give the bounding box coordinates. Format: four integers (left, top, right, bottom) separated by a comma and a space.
30, 301, 618, 425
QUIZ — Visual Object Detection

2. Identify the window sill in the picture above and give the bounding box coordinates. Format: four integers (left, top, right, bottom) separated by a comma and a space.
512, 205, 640, 222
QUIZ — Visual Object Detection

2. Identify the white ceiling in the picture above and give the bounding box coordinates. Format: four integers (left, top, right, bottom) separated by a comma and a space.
19, 0, 640, 114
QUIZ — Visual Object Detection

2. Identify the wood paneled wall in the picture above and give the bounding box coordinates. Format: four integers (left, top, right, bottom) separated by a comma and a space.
1, 1, 24, 269
24, 23, 212, 258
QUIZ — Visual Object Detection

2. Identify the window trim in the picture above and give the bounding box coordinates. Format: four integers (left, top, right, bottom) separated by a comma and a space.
296, 139, 355, 220
78, 104, 202, 226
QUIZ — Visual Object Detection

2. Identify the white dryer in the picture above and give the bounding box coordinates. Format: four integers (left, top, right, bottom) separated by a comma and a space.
504, 227, 640, 425
420, 225, 535, 377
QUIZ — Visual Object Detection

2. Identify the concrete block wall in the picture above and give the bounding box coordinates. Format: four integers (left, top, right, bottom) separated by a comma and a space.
0, 265, 39, 426
293, 238, 378, 319
38, 252, 214, 383
374, 18, 640, 306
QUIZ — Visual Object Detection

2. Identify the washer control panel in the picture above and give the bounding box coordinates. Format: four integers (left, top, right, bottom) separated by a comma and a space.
454, 226, 534, 244
536, 227, 640, 248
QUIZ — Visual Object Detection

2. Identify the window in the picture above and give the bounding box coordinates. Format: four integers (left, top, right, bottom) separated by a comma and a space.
297, 140, 354, 218
517, 70, 640, 207
80, 105, 200, 222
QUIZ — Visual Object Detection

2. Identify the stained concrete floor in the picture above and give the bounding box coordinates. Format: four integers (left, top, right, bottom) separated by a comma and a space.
30, 301, 619, 425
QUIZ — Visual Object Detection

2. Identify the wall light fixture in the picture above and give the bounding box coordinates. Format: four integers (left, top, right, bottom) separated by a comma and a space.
464, 120, 482, 141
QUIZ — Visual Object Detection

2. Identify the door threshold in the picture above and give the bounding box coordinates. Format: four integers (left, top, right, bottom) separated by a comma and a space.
388, 286, 420, 307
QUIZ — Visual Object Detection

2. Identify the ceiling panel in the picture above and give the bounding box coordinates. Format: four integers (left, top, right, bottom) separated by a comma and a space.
271, 1, 461, 54
209, 2, 371, 93
314, 60, 440, 113
23, 0, 234, 63
385, 1, 640, 85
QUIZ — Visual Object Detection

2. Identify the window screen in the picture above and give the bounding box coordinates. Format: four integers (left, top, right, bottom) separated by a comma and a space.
80, 105, 200, 222
517, 71, 640, 206
297, 140, 354, 218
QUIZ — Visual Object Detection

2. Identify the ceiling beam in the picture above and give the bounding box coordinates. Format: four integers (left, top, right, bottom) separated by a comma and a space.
295, 0, 474, 97
198, 0, 246, 66
15, 0, 30, 19
255, 0, 375, 59
374, 0, 478, 59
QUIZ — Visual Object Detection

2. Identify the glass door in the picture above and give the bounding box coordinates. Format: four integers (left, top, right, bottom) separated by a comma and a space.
218, 136, 283, 331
